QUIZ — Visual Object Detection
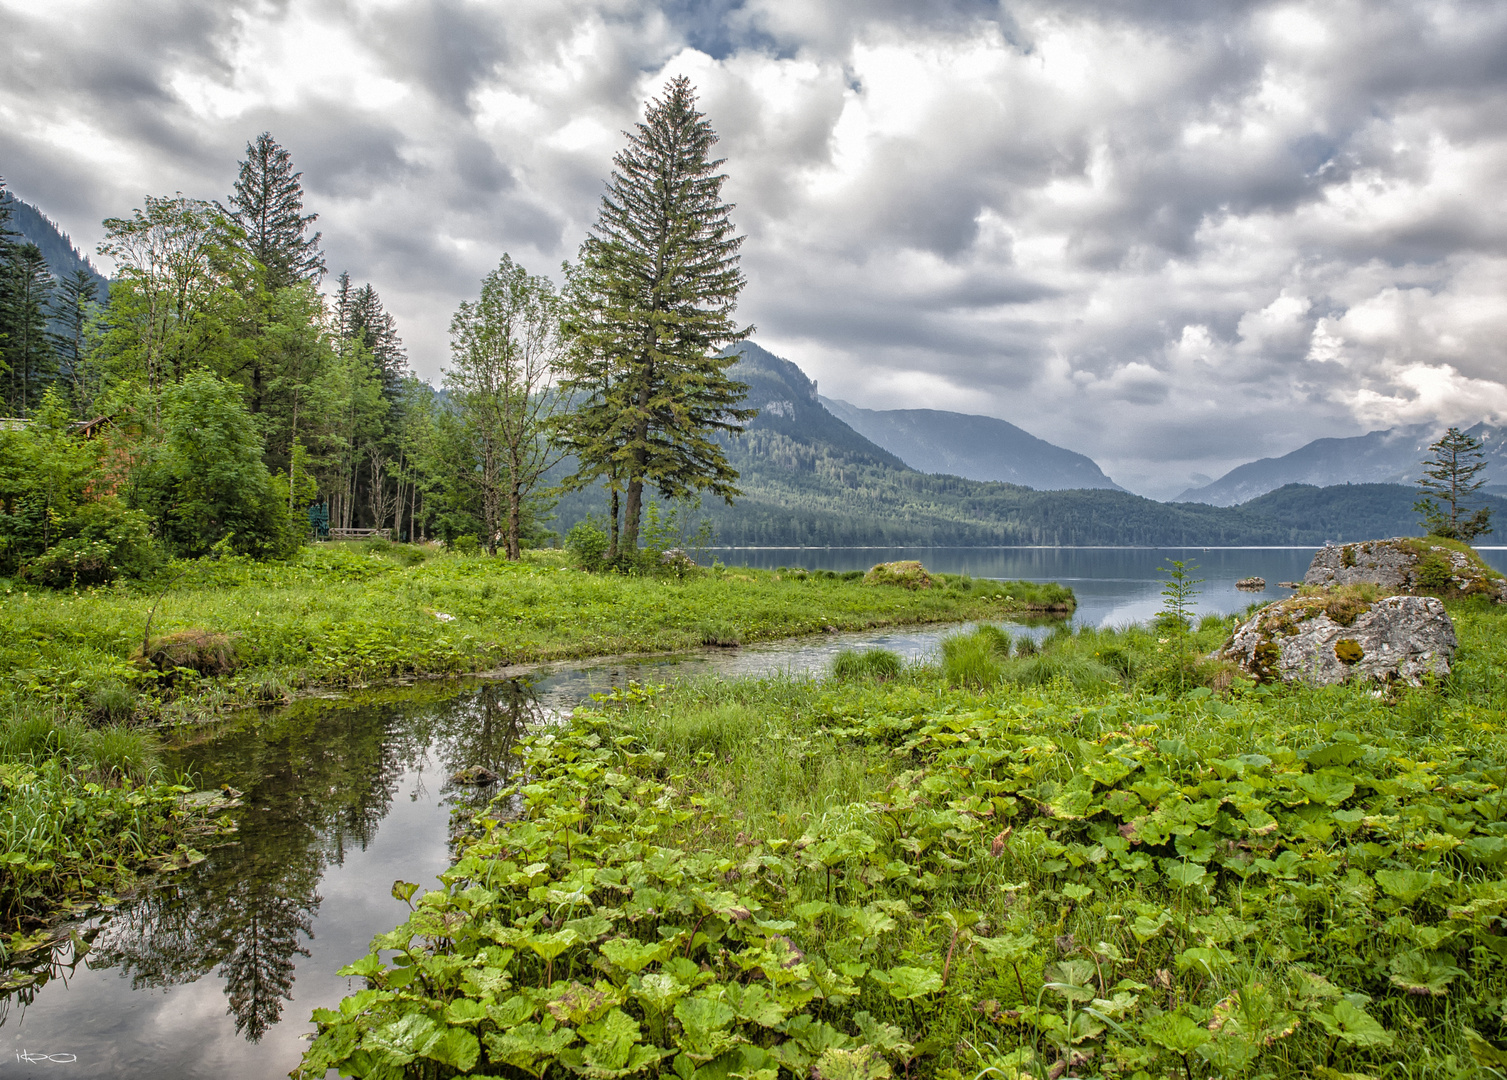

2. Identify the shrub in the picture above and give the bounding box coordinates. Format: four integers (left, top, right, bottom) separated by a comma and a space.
831, 648, 903, 682
565, 519, 608, 571
450, 533, 481, 557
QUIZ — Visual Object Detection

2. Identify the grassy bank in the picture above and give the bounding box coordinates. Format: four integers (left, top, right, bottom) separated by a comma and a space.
0, 544, 1068, 937
300, 597, 1507, 1080
0, 542, 1071, 720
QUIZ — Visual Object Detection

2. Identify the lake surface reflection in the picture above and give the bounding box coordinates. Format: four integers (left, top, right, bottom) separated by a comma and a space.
6, 545, 1507, 1076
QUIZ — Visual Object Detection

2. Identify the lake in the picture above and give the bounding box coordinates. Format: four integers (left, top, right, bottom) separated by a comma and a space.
3, 544, 1503, 1076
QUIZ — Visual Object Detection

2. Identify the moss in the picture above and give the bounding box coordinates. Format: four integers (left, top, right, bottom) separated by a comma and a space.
863, 560, 933, 590
1335, 639, 1365, 664
1342, 545, 1358, 568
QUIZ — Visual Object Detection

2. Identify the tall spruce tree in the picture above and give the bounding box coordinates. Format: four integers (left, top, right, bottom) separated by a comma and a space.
1414, 426, 1493, 541
49, 269, 101, 413
225, 133, 324, 289
3, 244, 57, 416
0, 178, 18, 406
559, 76, 754, 557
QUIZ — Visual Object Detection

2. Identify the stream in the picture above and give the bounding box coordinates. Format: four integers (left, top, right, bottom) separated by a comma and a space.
4, 545, 1506, 1077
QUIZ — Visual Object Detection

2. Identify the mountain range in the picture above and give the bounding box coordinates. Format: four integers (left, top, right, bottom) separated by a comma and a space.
1177, 423, 1507, 505
819, 392, 1122, 491
550, 343, 1500, 546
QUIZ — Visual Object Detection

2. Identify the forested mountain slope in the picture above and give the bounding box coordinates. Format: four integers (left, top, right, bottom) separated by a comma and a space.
553, 346, 1500, 547
5, 195, 108, 297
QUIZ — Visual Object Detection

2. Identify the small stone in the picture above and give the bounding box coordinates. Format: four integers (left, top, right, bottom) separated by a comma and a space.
451, 765, 501, 785
1235, 577, 1266, 591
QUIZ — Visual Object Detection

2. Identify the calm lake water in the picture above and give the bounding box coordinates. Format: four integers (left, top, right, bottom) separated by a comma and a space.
5, 544, 1506, 1077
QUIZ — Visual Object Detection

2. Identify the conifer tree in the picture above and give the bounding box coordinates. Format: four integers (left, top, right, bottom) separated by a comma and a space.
1415, 426, 1493, 541
559, 76, 755, 557
49, 269, 101, 413
0, 178, 18, 402
3, 244, 57, 415
225, 132, 324, 289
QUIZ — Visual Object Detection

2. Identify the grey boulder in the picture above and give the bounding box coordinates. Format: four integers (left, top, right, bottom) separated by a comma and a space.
1219, 594, 1456, 687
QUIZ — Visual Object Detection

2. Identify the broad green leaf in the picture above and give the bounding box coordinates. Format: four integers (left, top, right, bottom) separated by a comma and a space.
546, 980, 624, 1024
484, 1022, 579, 1079
424, 1027, 479, 1072
1465, 1028, 1507, 1068
1163, 861, 1207, 888
871, 965, 943, 1001
1295, 770, 1356, 806
602, 937, 674, 973
1374, 869, 1437, 905
367, 1012, 441, 1066
675, 994, 743, 1062
811, 1046, 893, 1080
1388, 950, 1464, 997
1142, 1012, 1211, 1054
526, 927, 583, 961
1313, 1000, 1393, 1049
724, 983, 788, 1028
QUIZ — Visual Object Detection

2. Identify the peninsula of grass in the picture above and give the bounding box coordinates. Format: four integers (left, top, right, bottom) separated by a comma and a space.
0, 542, 1069, 938
301, 596, 1507, 1080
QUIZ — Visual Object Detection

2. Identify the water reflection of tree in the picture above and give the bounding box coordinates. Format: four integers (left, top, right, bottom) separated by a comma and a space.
3, 683, 537, 1041
84, 704, 410, 1040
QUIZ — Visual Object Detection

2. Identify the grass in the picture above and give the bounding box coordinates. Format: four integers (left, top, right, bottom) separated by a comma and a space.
299, 594, 1507, 1080
0, 542, 1072, 935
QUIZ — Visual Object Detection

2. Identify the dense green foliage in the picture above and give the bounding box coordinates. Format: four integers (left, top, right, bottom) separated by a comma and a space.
300, 599, 1507, 1079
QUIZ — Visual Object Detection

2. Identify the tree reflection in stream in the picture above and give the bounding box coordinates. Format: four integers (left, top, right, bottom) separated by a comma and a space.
0, 678, 541, 1046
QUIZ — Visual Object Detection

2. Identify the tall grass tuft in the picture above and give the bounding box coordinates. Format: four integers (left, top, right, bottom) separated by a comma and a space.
831, 648, 903, 682
940, 629, 1004, 688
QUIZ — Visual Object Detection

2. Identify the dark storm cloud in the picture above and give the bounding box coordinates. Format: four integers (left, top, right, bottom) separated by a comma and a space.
4, 0, 1507, 496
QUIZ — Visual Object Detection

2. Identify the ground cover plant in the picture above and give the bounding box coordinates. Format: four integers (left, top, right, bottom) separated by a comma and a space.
0, 545, 1064, 934
298, 596, 1507, 1079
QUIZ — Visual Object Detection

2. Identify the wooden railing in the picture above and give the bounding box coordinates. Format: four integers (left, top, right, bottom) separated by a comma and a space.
327, 528, 392, 541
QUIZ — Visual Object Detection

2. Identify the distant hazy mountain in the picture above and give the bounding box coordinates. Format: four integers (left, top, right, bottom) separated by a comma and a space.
1178, 422, 1507, 505
4, 195, 109, 298
820, 395, 1123, 491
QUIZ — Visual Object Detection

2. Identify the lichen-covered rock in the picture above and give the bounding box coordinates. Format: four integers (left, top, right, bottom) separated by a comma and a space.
1235, 577, 1266, 591
1304, 537, 1507, 601
1218, 593, 1456, 686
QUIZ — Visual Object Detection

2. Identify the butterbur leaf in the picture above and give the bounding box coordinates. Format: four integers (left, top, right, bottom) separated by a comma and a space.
425, 1027, 480, 1072
871, 965, 942, 1001
1464, 1027, 1507, 1068
782, 1016, 853, 1054
367, 1012, 442, 1066
1374, 869, 1437, 905
564, 913, 614, 941
1295, 771, 1356, 806
724, 983, 789, 1028
675, 994, 742, 1061
1313, 1000, 1393, 1049
853, 1012, 913, 1057
563, 1008, 659, 1075
1142, 1012, 1211, 1054
1387, 950, 1463, 997
1162, 861, 1207, 889
527, 928, 583, 961
812, 1046, 893, 1080
602, 937, 674, 973
547, 980, 624, 1024
338, 952, 386, 980
391, 880, 420, 904
485, 1022, 580, 1079
444, 998, 489, 1026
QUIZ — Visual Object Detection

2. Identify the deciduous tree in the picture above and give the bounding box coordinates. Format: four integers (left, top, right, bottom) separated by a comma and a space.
446, 255, 566, 558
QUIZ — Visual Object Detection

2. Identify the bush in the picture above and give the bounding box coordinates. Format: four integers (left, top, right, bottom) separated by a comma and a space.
565, 519, 608, 571
832, 648, 903, 682
21, 498, 160, 587
450, 533, 481, 557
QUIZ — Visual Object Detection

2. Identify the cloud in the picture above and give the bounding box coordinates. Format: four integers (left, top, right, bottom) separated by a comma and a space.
2, 0, 1506, 497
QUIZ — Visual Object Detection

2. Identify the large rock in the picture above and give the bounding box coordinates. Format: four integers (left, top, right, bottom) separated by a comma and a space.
1218, 593, 1456, 687
1305, 537, 1507, 601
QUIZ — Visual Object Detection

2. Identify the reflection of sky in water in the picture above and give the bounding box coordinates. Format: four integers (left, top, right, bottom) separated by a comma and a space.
7, 546, 1506, 1077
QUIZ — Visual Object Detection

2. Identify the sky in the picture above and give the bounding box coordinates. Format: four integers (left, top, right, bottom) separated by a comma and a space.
3, 0, 1506, 498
